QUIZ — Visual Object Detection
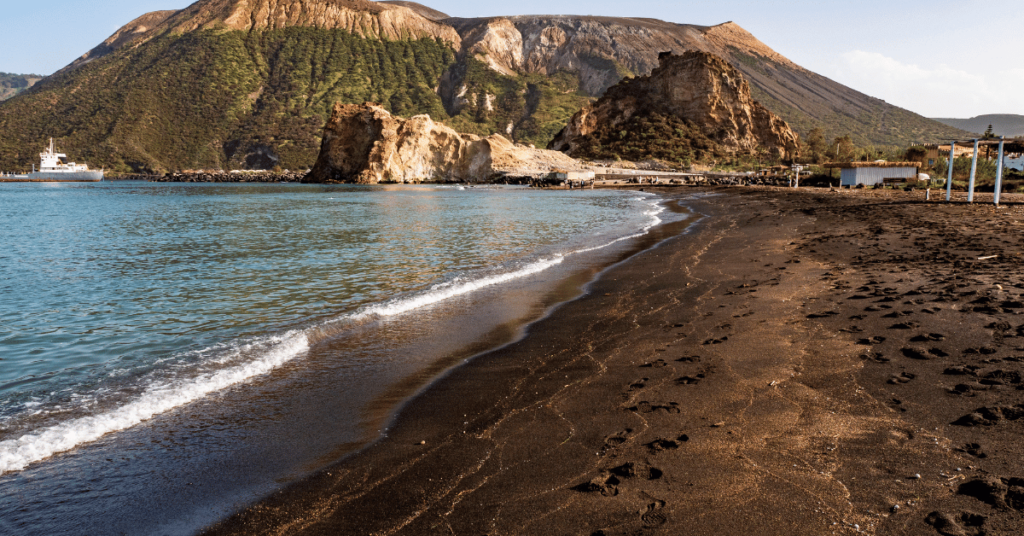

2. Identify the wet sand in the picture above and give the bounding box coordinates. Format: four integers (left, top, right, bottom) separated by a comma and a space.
205, 187, 1024, 535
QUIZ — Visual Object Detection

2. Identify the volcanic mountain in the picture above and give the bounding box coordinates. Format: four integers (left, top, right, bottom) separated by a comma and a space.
0, 0, 970, 172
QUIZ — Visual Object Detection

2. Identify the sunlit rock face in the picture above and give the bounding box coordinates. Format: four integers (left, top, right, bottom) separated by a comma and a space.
549, 51, 800, 160
304, 102, 582, 183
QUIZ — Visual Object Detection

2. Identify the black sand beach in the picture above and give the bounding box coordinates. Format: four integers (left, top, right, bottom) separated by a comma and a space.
205, 187, 1024, 535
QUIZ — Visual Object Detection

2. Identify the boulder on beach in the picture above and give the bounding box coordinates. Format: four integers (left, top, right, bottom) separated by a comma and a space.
303, 103, 583, 183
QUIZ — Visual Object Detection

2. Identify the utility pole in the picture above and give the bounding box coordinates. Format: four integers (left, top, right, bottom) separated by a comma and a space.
946, 141, 955, 202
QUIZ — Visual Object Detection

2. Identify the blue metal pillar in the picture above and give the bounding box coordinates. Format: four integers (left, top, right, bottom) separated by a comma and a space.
946, 142, 955, 201
994, 136, 1006, 206
968, 138, 979, 203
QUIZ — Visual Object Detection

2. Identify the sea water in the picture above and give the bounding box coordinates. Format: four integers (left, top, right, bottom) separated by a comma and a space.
0, 181, 680, 535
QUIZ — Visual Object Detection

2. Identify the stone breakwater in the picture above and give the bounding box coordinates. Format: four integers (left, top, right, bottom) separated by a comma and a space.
144, 171, 307, 183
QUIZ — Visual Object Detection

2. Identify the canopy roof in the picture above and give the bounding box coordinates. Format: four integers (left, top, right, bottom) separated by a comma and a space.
942, 139, 1024, 152
823, 162, 921, 169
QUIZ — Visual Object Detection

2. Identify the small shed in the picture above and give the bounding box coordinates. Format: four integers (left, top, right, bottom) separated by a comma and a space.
824, 161, 920, 187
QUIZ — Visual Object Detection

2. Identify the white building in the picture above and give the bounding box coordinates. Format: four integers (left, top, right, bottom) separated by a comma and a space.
825, 162, 920, 187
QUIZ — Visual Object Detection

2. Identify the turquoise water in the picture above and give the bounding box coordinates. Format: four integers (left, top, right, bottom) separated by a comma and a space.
0, 181, 673, 534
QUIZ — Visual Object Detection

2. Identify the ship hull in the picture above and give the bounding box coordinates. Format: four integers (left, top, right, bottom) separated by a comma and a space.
0, 171, 104, 182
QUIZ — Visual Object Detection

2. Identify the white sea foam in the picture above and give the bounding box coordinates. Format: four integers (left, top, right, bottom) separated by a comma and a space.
354, 256, 565, 320
0, 332, 309, 475
0, 194, 670, 475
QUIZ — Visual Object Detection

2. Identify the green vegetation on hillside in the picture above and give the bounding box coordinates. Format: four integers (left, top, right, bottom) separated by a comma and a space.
559, 112, 736, 167
444, 58, 595, 148
0, 29, 455, 172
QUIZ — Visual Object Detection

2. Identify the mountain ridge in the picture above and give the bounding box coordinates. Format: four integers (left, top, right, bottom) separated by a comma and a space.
0, 0, 972, 172
63, 0, 459, 73
438, 14, 969, 147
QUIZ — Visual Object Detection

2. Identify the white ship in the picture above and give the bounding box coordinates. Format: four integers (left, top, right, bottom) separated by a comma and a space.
0, 139, 103, 182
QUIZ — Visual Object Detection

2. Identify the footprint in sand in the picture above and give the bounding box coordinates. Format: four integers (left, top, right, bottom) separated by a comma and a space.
628, 401, 680, 414
981, 370, 1022, 385
675, 375, 703, 385
944, 365, 980, 376
610, 461, 663, 480
702, 336, 728, 345
911, 333, 947, 342
640, 500, 668, 528
806, 311, 840, 319
888, 372, 916, 385
952, 406, 1024, 426
857, 336, 887, 345
599, 429, 633, 455
645, 435, 689, 453
861, 353, 891, 363
958, 476, 1024, 511
955, 442, 988, 459
571, 472, 620, 497
901, 347, 946, 360
676, 355, 700, 363
640, 359, 668, 368
883, 310, 914, 318
627, 378, 649, 392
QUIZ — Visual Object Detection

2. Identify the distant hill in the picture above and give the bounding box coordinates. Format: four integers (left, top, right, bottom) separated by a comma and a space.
0, 0, 973, 172
0, 73, 43, 101
931, 115, 1024, 137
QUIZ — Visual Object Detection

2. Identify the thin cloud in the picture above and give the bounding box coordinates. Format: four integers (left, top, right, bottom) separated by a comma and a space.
830, 50, 1024, 118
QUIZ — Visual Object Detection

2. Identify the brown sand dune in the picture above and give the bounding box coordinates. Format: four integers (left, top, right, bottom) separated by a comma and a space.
205, 188, 1024, 535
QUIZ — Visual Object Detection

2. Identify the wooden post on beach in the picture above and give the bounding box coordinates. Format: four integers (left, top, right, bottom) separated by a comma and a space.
946, 142, 955, 201
968, 138, 979, 203
994, 137, 1006, 206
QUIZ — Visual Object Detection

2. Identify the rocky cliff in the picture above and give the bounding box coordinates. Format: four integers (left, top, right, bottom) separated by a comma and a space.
549, 51, 799, 162
304, 102, 582, 183
64, 0, 459, 73
440, 17, 970, 148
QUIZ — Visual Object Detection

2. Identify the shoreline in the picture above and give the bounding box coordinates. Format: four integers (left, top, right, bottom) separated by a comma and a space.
0, 184, 675, 536
206, 187, 1024, 535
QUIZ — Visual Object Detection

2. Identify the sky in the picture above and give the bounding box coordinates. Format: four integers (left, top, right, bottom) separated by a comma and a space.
1, 0, 1020, 118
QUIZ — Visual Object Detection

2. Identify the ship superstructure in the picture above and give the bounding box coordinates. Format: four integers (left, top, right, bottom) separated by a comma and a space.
0, 138, 103, 182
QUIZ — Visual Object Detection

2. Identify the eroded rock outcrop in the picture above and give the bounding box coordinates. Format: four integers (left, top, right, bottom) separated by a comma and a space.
549, 51, 800, 161
304, 103, 582, 183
